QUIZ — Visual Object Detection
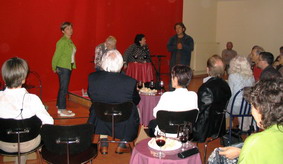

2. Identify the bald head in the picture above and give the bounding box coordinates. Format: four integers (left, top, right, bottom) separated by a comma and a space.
207, 55, 225, 77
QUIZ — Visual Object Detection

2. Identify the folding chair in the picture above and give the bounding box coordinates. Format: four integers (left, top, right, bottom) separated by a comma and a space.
0, 115, 43, 164
93, 102, 133, 151
40, 124, 97, 164
156, 109, 199, 137
226, 88, 257, 145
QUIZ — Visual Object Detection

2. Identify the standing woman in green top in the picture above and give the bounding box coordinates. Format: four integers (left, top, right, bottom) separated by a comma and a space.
52, 22, 76, 117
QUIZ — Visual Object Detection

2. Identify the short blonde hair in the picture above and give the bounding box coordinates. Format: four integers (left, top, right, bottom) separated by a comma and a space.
229, 56, 253, 77
101, 50, 123, 72
105, 36, 117, 46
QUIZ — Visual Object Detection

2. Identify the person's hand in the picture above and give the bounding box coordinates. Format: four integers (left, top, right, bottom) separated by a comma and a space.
219, 147, 241, 160
123, 64, 128, 69
177, 43, 183, 49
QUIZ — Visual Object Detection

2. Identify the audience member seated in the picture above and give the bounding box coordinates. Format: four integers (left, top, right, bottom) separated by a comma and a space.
94, 36, 117, 71
248, 45, 264, 82
273, 53, 283, 76
221, 41, 238, 72
192, 55, 231, 142
208, 78, 283, 164
123, 34, 153, 83
0, 57, 54, 162
87, 50, 140, 155
227, 56, 255, 131
148, 64, 198, 137
257, 52, 281, 80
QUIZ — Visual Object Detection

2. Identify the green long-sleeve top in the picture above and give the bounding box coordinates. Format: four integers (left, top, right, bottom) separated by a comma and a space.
238, 124, 283, 164
52, 36, 76, 71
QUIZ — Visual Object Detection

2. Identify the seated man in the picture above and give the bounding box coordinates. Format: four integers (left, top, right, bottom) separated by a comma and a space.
87, 50, 140, 155
192, 55, 231, 142
257, 51, 281, 80
148, 64, 198, 137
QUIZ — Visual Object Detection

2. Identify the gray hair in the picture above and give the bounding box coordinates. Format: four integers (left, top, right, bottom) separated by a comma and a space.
1, 57, 29, 88
101, 50, 123, 72
105, 36, 117, 46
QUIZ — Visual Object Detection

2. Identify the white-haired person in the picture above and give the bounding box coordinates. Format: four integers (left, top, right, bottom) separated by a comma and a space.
0, 57, 54, 163
87, 50, 140, 155
94, 36, 117, 71
227, 56, 255, 131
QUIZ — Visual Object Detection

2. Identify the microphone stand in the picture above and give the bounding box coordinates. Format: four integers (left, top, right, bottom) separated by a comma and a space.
149, 55, 166, 88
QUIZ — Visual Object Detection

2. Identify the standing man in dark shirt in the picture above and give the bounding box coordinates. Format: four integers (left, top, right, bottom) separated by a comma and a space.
167, 22, 194, 69
167, 22, 194, 90
257, 52, 281, 80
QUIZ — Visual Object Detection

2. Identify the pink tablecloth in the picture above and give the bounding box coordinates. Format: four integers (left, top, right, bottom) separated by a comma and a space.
130, 138, 202, 164
126, 62, 154, 83
137, 94, 161, 126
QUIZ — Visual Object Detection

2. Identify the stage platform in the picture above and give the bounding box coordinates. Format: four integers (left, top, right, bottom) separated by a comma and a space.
68, 90, 91, 108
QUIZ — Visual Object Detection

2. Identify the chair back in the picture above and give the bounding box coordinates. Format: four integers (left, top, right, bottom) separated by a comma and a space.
93, 102, 133, 123
228, 88, 254, 130
156, 109, 199, 134
229, 88, 251, 115
0, 115, 42, 143
40, 124, 94, 155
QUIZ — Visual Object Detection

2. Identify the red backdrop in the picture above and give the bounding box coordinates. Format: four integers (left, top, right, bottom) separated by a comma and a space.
0, 0, 183, 101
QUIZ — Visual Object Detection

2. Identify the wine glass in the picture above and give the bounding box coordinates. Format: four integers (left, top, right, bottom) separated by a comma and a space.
159, 81, 164, 94
179, 130, 188, 151
155, 130, 166, 159
137, 81, 143, 90
149, 81, 155, 90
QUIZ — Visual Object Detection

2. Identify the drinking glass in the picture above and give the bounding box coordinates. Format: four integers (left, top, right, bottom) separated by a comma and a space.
149, 81, 155, 90
159, 81, 164, 94
179, 131, 188, 151
137, 81, 143, 90
155, 130, 166, 159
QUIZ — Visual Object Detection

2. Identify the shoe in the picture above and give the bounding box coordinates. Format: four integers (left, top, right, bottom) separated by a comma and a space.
115, 146, 130, 154
58, 110, 75, 117
100, 146, 108, 155
57, 110, 73, 114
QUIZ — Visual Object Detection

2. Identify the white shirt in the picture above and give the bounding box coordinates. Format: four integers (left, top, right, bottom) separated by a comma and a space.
0, 88, 54, 125
153, 88, 198, 138
153, 88, 198, 118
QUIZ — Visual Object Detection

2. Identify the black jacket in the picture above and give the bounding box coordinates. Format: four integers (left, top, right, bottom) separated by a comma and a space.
87, 71, 140, 141
192, 77, 231, 142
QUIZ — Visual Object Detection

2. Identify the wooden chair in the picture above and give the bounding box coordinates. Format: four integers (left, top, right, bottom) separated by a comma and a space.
40, 124, 97, 164
93, 102, 133, 150
0, 115, 43, 164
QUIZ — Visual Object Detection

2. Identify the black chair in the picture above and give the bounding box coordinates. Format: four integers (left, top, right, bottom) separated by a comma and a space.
203, 109, 226, 164
156, 109, 199, 137
93, 102, 133, 150
40, 124, 97, 164
226, 88, 257, 145
0, 115, 43, 164
23, 70, 42, 99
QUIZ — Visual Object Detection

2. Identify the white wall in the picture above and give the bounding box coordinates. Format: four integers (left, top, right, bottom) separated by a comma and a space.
216, 0, 283, 56
183, 0, 218, 75
183, 0, 283, 75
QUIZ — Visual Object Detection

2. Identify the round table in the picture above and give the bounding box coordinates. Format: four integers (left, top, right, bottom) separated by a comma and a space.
130, 138, 202, 164
126, 62, 154, 83
137, 94, 161, 126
